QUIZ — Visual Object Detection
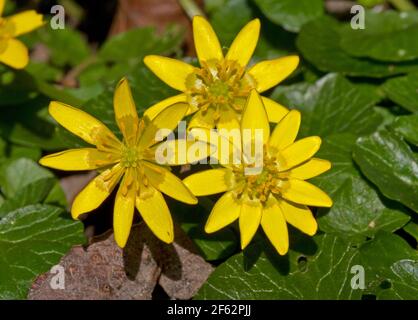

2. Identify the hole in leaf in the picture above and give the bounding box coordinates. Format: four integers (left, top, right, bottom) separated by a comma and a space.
379, 280, 392, 289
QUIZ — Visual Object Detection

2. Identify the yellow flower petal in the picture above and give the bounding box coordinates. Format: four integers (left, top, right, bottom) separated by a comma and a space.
144, 55, 195, 91
188, 108, 216, 130
281, 179, 333, 207
39, 148, 118, 171
241, 90, 270, 153
289, 158, 331, 180
193, 15, 223, 63
261, 196, 289, 255
248, 55, 299, 92
239, 196, 262, 249
136, 185, 174, 243
143, 94, 188, 121
280, 136, 321, 171
141, 161, 197, 204
269, 110, 301, 151
262, 97, 289, 123
217, 107, 240, 131
279, 199, 317, 236
7, 10, 44, 37
225, 19, 260, 67
205, 191, 241, 233
113, 78, 139, 144
113, 170, 136, 248
183, 168, 232, 196
139, 102, 188, 149
0, 39, 28, 69
48, 101, 120, 147
71, 164, 124, 219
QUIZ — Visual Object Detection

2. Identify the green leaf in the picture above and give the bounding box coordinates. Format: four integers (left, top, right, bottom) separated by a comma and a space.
99, 26, 183, 64
172, 200, 238, 261
271, 74, 383, 138
0, 96, 64, 151
353, 130, 418, 213
0, 204, 85, 299
44, 181, 68, 208
36, 27, 90, 67
404, 221, 418, 242
253, 0, 323, 32
296, 17, 418, 78
382, 73, 418, 112
206, 0, 295, 62
8, 145, 41, 162
0, 177, 56, 218
318, 176, 410, 240
360, 232, 418, 299
310, 133, 359, 195
0, 158, 53, 199
25, 62, 63, 82
196, 234, 362, 299
0, 69, 39, 106
340, 11, 418, 62
390, 114, 418, 146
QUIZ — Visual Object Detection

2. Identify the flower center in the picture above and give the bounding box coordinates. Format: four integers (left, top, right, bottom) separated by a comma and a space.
233, 151, 288, 203
121, 145, 141, 168
185, 59, 256, 114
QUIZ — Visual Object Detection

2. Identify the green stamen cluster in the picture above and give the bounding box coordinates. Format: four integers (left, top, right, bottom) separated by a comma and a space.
185, 59, 256, 119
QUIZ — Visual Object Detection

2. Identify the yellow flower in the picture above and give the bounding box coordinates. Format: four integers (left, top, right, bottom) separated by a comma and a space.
40, 78, 197, 248
183, 90, 332, 255
143, 16, 299, 130
0, 0, 44, 69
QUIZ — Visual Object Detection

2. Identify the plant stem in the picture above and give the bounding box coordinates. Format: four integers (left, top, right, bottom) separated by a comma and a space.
178, 0, 205, 19
389, 0, 416, 11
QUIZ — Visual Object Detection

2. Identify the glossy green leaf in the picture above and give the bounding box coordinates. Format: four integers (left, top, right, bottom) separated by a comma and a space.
0, 177, 55, 218
296, 17, 418, 78
253, 0, 323, 32
390, 114, 418, 146
0, 158, 53, 199
318, 176, 410, 240
99, 26, 183, 63
196, 234, 362, 299
382, 73, 418, 112
0, 204, 85, 299
360, 232, 418, 300
271, 74, 383, 138
340, 11, 418, 62
353, 130, 418, 213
